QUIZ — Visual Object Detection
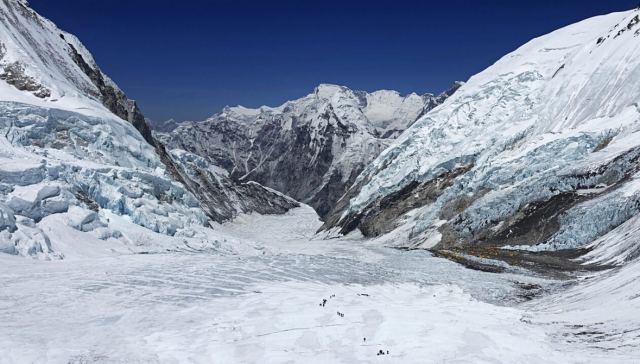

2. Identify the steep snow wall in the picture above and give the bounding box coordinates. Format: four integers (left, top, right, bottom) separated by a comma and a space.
322, 9, 640, 260
0, 0, 152, 142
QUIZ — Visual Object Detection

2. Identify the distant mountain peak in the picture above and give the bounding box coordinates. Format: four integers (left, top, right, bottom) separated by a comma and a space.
159, 82, 460, 218
313, 83, 351, 99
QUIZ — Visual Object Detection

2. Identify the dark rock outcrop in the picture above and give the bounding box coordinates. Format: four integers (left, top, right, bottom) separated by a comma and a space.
60, 33, 153, 144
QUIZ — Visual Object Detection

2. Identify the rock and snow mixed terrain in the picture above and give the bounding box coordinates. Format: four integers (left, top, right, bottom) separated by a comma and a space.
322, 9, 640, 260
1, 0, 640, 362
0, 0, 297, 259
158, 83, 460, 218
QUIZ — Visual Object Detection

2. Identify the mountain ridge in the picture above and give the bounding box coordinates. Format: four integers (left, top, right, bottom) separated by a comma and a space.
0, 0, 297, 259
320, 8, 640, 273
159, 81, 462, 218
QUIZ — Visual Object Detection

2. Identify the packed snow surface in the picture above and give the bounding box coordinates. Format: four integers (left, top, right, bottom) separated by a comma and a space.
1, 206, 638, 363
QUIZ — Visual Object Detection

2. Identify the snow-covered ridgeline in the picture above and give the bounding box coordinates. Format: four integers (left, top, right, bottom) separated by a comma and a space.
324, 9, 640, 257
0, 0, 152, 141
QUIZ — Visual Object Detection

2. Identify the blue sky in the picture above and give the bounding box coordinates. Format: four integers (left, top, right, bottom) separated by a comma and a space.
29, 0, 639, 122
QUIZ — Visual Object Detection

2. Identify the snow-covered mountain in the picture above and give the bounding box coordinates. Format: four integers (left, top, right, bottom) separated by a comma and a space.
159, 83, 460, 218
2, 3, 640, 362
322, 9, 640, 268
0, 0, 296, 259
150, 118, 186, 133
0, 0, 152, 142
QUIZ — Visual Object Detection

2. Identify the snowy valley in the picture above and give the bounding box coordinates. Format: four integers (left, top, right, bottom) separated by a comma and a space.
1, 0, 640, 363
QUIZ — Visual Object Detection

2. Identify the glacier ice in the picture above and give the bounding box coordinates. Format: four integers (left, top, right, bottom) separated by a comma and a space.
324, 9, 640, 255
0, 102, 211, 258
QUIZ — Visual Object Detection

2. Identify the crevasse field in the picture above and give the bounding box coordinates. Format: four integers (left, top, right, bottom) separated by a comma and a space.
1, 205, 638, 363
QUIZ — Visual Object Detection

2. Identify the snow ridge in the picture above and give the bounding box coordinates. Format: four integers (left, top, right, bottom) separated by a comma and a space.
323, 9, 640, 258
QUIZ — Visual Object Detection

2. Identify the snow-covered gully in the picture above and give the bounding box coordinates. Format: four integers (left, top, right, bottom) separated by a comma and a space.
1, 206, 638, 363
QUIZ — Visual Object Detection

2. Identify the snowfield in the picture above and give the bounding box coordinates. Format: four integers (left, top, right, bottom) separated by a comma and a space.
1, 206, 639, 363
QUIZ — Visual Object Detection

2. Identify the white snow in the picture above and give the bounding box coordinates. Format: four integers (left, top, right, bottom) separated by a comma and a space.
0, 206, 638, 363
331, 9, 640, 253
0, 2, 639, 363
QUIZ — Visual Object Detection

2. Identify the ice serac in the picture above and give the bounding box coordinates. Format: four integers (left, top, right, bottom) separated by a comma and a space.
159, 82, 460, 218
0, 0, 296, 259
322, 9, 640, 262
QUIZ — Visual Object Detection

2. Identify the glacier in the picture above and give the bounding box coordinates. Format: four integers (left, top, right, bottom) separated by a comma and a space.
1, 0, 640, 362
323, 9, 640, 259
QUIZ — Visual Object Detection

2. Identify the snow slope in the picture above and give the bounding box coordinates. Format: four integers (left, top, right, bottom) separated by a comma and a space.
159, 83, 460, 218
0, 0, 296, 259
0, 0, 152, 141
323, 9, 640, 259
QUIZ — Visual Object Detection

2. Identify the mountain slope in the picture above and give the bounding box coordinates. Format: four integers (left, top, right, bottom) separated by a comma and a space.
0, 0, 152, 142
159, 83, 460, 218
322, 9, 640, 268
0, 0, 296, 259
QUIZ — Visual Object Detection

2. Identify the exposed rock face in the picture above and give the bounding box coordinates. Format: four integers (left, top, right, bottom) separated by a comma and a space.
320, 8, 640, 267
168, 150, 299, 222
0, 61, 51, 97
60, 33, 153, 144
327, 163, 475, 238
159, 83, 461, 219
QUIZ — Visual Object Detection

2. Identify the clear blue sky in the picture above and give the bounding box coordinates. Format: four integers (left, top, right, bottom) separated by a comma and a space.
29, 0, 639, 122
